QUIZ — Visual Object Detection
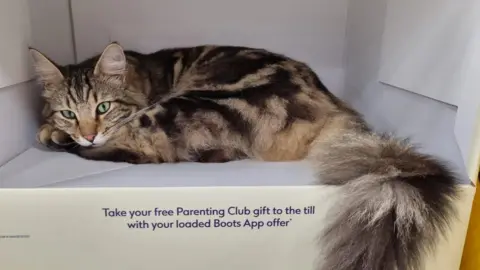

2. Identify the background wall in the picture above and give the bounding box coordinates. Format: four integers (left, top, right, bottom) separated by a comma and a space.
27, 0, 75, 65
71, 0, 349, 97
378, 0, 476, 106
342, 0, 469, 180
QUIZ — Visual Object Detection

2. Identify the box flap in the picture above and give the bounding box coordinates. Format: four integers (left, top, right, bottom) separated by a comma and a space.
44, 159, 316, 188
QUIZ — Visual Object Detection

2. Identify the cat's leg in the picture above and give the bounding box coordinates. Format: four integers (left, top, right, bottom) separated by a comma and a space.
192, 148, 247, 163
195, 149, 232, 163
37, 123, 79, 151
67, 146, 153, 164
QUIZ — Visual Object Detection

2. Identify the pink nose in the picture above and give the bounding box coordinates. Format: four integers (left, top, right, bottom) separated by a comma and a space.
84, 134, 96, 142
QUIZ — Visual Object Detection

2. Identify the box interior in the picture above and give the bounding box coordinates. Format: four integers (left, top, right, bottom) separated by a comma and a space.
0, 144, 316, 188
0, 0, 477, 188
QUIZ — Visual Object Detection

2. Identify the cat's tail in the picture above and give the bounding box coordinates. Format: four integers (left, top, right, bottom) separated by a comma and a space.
309, 118, 459, 270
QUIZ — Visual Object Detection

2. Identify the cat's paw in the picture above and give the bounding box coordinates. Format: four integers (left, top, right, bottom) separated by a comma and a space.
37, 124, 76, 151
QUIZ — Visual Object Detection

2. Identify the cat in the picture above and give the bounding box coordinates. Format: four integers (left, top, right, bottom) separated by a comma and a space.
29, 42, 458, 270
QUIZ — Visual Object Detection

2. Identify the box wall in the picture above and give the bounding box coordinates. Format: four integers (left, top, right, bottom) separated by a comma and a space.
27, 0, 75, 65
70, 0, 349, 97
342, 0, 469, 180
0, 0, 76, 166
0, 82, 40, 165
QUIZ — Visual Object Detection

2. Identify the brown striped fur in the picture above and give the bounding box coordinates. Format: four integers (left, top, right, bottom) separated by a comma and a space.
29, 43, 458, 270
30, 43, 358, 163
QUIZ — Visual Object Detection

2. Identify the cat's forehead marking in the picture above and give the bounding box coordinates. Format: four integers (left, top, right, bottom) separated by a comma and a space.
64, 75, 81, 103
82, 73, 93, 101
64, 69, 92, 103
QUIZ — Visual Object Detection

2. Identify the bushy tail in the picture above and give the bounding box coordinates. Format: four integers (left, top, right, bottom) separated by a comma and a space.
311, 130, 459, 270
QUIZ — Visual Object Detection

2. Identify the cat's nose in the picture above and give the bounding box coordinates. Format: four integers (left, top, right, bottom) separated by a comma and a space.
84, 134, 96, 142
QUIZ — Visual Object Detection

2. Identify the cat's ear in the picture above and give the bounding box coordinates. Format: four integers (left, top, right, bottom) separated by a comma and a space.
94, 42, 127, 76
29, 48, 64, 86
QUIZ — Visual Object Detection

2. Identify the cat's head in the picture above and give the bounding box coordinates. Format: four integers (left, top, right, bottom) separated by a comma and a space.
30, 42, 148, 147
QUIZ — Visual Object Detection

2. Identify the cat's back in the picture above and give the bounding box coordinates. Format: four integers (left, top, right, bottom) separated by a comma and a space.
123, 44, 354, 121
129, 44, 292, 72
136, 45, 324, 93
129, 44, 350, 120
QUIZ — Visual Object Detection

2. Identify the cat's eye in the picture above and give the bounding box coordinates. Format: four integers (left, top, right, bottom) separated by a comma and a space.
96, 102, 111, 115
60, 110, 76, 119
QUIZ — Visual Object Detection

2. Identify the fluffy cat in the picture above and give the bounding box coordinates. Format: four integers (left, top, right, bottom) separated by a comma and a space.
29, 43, 458, 270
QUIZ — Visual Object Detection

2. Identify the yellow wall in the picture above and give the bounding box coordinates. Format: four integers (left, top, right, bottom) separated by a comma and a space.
460, 176, 479, 270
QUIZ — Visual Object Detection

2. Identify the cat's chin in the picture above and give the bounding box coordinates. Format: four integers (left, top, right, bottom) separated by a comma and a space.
74, 133, 109, 147
77, 142, 106, 148
79, 141, 108, 148
92, 133, 108, 146
91, 143, 105, 148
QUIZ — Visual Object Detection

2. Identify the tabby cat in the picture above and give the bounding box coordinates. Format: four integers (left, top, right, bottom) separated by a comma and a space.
29, 43, 458, 270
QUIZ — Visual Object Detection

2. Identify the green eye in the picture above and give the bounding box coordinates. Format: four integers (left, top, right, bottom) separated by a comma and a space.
96, 102, 111, 114
61, 110, 76, 119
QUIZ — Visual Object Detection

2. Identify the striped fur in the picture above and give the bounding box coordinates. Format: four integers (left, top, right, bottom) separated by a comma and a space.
30, 43, 458, 270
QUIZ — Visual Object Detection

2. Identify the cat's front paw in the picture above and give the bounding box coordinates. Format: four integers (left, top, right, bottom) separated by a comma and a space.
37, 124, 77, 151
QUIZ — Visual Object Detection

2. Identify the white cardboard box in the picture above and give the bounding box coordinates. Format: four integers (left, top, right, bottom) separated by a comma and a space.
0, 1, 479, 269
0, 144, 476, 270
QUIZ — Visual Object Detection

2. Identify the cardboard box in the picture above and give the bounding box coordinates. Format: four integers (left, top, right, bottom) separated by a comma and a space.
0, 145, 475, 270
1, 1, 479, 269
